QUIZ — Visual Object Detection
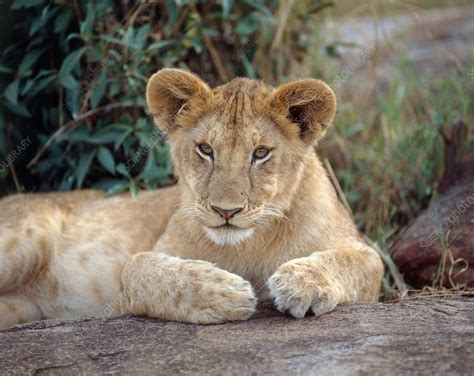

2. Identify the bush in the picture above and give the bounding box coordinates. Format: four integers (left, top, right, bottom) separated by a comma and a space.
0, 0, 327, 196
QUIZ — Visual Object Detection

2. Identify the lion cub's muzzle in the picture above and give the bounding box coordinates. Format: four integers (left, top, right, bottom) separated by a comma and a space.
210, 205, 243, 221
203, 202, 256, 246
205, 200, 252, 229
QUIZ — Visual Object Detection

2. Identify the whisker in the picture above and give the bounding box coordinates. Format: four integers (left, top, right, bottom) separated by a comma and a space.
263, 207, 288, 221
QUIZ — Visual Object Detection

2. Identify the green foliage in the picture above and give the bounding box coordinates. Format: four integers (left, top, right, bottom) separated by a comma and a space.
0, 0, 326, 195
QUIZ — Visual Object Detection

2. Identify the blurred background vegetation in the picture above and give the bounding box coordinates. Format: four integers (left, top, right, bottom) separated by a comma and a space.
0, 0, 473, 297
1, 0, 331, 199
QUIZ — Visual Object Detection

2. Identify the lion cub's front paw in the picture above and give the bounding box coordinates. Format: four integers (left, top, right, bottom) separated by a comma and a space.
121, 253, 257, 324
180, 259, 257, 324
267, 257, 341, 318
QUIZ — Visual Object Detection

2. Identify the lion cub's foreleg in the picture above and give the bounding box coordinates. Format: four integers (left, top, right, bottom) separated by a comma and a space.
268, 242, 384, 318
120, 253, 257, 324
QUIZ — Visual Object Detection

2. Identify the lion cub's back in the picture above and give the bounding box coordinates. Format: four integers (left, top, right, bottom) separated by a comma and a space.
0, 190, 103, 224
0, 186, 181, 246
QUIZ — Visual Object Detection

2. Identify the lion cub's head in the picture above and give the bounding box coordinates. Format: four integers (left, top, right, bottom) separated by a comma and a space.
147, 69, 336, 246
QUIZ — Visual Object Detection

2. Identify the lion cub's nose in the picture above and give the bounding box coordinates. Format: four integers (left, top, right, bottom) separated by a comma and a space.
211, 206, 243, 220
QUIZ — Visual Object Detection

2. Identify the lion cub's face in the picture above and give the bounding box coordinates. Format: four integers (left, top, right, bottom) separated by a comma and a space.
147, 69, 336, 246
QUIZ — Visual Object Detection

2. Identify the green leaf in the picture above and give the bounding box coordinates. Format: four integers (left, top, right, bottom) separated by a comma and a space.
116, 163, 131, 178
97, 146, 116, 174
165, 0, 178, 25
66, 33, 81, 42
204, 27, 219, 38
0, 114, 6, 154
21, 79, 35, 96
308, 2, 334, 14
0, 64, 14, 74
183, 35, 203, 54
60, 74, 79, 90
137, 166, 169, 180
59, 47, 86, 78
60, 127, 89, 143
129, 180, 139, 198
236, 14, 260, 37
80, 3, 96, 38
65, 87, 81, 118
243, 0, 274, 18
123, 27, 135, 48
221, 0, 233, 18
3, 44, 19, 57
114, 127, 133, 151
242, 55, 256, 78
54, 9, 74, 33
28, 73, 57, 96
94, 178, 124, 190
3, 100, 31, 118
11, 0, 43, 9
108, 82, 121, 97
146, 40, 174, 52
75, 150, 96, 188
89, 130, 122, 144
29, 5, 60, 37
135, 24, 150, 51
18, 48, 46, 76
104, 180, 129, 197
98, 35, 125, 46
4, 80, 19, 105
91, 71, 107, 109
98, 123, 132, 132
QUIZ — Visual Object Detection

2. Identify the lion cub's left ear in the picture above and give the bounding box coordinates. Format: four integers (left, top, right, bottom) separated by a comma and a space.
271, 79, 336, 145
146, 68, 211, 134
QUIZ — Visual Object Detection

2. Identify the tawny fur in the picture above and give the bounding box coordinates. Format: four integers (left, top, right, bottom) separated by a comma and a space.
0, 69, 383, 328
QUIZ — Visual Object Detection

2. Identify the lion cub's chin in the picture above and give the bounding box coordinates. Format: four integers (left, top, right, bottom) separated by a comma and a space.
204, 226, 255, 246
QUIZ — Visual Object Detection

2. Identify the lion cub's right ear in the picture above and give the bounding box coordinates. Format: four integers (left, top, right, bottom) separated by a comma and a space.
146, 68, 211, 134
271, 79, 336, 145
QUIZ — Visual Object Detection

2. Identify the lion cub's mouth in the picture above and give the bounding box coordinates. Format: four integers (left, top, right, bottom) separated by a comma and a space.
212, 223, 239, 229
203, 225, 254, 246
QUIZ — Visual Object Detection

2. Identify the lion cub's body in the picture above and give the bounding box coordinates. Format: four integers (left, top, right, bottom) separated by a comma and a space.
0, 70, 383, 328
0, 188, 178, 327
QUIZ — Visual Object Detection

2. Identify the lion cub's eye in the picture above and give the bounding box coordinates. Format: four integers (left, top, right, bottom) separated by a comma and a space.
196, 143, 214, 160
252, 147, 271, 163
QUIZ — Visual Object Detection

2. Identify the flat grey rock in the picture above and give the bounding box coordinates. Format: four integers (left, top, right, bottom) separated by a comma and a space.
0, 300, 472, 375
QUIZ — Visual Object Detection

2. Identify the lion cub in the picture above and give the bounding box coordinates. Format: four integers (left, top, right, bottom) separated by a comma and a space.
0, 69, 383, 328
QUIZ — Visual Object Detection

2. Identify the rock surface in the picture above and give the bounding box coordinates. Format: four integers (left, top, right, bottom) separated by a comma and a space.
391, 171, 474, 288
1, 300, 472, 375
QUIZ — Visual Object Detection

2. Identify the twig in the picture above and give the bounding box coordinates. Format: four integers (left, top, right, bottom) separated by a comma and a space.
126, 71, 148, 83
324, 157, 354, 219
201, 32, 229, 82
271, 0, 295, 51
323, 158, 409, 296
384, 288, 473, 304
172, 6, 190, 38
72, 0, 83, 23
121, 0, 131, 18
9, 164, 21, 193
364, 234, 409, 296
59, 86, 64, 127
189, 3, 229, 82
125, 2, 146, 29
27, 103, 143, 169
